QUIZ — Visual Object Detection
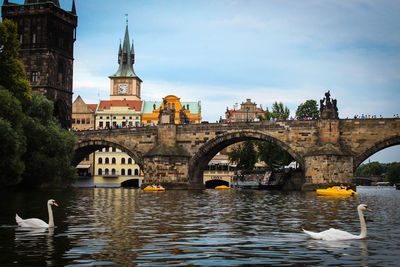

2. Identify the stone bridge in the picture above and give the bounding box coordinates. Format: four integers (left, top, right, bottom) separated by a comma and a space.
73, 118, 400, 190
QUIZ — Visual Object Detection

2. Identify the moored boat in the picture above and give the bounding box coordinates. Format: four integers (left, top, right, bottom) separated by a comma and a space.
316, 186, 358, 197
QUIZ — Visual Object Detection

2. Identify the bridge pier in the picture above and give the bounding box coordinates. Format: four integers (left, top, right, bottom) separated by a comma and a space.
303, 154, 354, 190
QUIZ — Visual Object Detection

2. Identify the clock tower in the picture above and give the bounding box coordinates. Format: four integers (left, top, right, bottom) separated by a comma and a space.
109, 20, 142, 101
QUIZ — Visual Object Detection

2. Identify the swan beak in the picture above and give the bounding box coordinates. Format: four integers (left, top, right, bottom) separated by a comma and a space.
366, 207, 372, 212
53, 202, 59, 207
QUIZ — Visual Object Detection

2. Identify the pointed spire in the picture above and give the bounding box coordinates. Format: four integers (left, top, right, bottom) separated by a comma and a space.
3, 0, 9, 5
109, 16, 142, 81
71, 0, 76, 15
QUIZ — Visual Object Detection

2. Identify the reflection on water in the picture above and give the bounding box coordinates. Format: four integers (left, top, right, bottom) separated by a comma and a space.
0, 187, 399, 265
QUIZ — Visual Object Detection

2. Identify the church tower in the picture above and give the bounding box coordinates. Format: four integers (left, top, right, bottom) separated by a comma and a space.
109, 19, 142, 101
1, 0, 78, 128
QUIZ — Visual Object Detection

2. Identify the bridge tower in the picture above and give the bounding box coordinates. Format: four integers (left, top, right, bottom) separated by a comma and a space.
1, 0, 78, 128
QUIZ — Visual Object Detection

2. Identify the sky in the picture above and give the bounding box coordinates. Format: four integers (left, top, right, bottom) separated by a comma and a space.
9, 0, 400, 163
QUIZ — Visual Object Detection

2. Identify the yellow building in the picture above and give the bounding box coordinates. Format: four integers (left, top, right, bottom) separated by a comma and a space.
142, 95, 201, 126
94, 147, 143, 187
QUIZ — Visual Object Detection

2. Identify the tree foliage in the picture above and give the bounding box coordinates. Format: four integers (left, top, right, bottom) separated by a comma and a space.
0, 87, 26, 186
228, 140, 258, 174
296, 99, 319, 120
255, 141, 293, 171
355, 161, 385, 176
0, 19, 31, 103
0, 20, 77, 188
386, 162, 400, 184
271, 102, 290, 120
21, 92, 77, 187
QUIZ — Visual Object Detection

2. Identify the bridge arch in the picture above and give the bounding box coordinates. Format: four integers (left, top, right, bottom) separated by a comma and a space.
188, 130, 304, 185
73, 140, 144, 171
353, 135, 400, 170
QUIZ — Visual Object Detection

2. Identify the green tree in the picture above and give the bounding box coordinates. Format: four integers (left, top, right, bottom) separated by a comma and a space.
355, 161, 385, 176
0, 19, 31, 103
228, 140, 258, 174
271, 102, 290, 120
296, 99, 319, 120
386, 162, 400, 184
255, 141, 293, 171
0, 86, 26, 186
21, 92, 77, 187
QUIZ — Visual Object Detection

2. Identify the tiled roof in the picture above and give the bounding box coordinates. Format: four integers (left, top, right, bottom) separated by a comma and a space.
87, 104, 98, 112
98, 100, 143, 111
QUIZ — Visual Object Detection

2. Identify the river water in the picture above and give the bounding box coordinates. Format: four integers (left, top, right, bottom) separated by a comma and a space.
0, 186, 399, 266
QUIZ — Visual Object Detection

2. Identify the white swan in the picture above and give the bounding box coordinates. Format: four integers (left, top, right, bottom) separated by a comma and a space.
303, 204, 372, 241
15, 199, 58, 228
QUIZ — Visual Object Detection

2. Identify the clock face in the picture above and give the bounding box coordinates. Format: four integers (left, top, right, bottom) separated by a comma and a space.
118, 84, 128, 94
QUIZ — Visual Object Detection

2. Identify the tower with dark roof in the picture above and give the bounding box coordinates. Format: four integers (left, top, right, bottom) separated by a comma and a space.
1, 0, 78, 128
109, 19, 142, 101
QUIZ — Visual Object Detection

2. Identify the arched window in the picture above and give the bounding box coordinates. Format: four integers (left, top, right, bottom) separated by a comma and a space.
128, 169, 132, 175
111, 168, 116, 175
112, 147, 116, 152
105, 157, 109, 164
112, 157, 116, 164
98, 168, 102, 175
98, 157, 103, 164
121, 158, 126, 164
134, 169, 139, 176
105, 168, 109, 175
128, 158, 132, 164
121, 169, 125, 175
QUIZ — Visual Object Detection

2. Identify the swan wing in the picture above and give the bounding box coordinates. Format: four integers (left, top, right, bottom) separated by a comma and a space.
304, 228, 360, 241
15, 214, 48, 228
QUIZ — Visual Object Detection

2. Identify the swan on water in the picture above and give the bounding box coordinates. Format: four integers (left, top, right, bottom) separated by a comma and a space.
303, 204, 372, 241
15, 199, 58, 228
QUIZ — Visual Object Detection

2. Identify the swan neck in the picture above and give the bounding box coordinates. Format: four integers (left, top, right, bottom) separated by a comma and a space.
48, 202, 54, 227
358, 208, 367, 238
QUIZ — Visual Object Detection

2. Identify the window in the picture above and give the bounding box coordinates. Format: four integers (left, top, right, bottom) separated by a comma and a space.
128, 158, 132, 164
86, 118, 90, 124
77, 118, 80, 124
111, 157, 116, 164
105, 157, 109, 164
19, 34, 23, 43
111, 168, 116, 175
121, 158, 126, 164
105, 147, 109, 152
99, 116, 103, 119
104, 168, 109, 175
122, 116, 126, 120
32, 33, 36, 44
113, 116, 116, 120
112, 147, 116, 152
129, 117, 132, 120
98, 169, 102, 175
134, 169, 139, 176
121, 169, 125, 175
72, 118, 75, 124
127, 169, 132, 175
31, 71, 38, 82
98, 157, 102, 164
106, 116, 110, 120
99, 121, 103, 128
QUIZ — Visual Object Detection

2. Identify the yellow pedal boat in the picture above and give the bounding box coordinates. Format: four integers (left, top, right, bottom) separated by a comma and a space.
143, 186, 165, 192
215, 185, 231, 189
316, 186, 358, 197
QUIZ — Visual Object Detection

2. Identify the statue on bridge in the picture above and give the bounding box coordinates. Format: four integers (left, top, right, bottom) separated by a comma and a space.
320, 91, 339, 119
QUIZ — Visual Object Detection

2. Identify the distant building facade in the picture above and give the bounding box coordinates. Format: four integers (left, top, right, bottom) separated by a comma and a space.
225, 98, 264, 122
95, 100, 142, 129
72, 96, 96, 183
1, 0, 78, 128
142, 95, 201, 126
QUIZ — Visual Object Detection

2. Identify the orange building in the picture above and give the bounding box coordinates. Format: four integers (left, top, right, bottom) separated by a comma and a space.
142, 95, 201, 126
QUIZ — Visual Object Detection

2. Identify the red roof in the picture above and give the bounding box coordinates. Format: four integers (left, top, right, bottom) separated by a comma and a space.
98, 100, 143, 111
87, 104, 98, 112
